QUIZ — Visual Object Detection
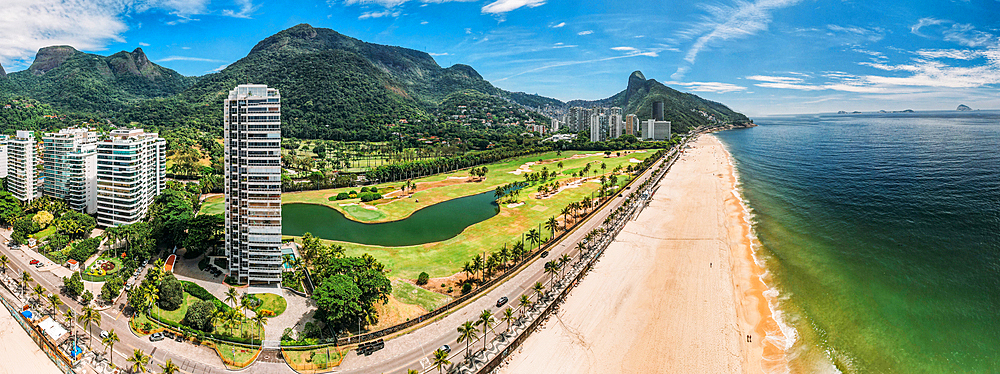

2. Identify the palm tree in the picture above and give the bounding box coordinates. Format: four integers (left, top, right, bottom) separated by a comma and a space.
126, 348, 150, 373
518, 295, 531, 320
476, 309, 494, 352
102, 329, 119, 368
531, 282, 545, 305
461, 262, 475, 282
575, 242, 587, 256
224, 287, 239, 309
32, 284, 46, 308
543, 261, 558, 286
471, 255, 484, 283
158, 359, 180, 374
432, 349, 451, 374
559, 254, 572, 279
526, 229, 540, 250
512, 241, 525, 262
0, 254, 8, 275
456, 321, 478, 361
501, 307, 515, 334
47, 293, 62, 317
560, 206, 572, 228
78, 306, 100, 347
407, 370, 419, 374
63, 309, 75, 343
19, 271, 32, 299
252, 313, 268, 346
545, 216, 558, 238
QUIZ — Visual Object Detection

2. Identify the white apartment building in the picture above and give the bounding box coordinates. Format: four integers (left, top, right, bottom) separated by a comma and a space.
43, 128, 98, 214
644, 119, 672, 141
95, 129, 166, 227
224, 84, 283, 284
0, 135, 9, 178
8, 131, 43, 202
609, 107, 623, 139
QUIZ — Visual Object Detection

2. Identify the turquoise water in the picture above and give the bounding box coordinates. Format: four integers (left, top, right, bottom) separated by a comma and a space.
715, 112, 1000, 373
281, 190, 501, 246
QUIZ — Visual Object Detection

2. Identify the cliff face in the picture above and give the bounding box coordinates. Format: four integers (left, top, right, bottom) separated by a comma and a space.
29, 45, 78, 75
0, 63, 6, 78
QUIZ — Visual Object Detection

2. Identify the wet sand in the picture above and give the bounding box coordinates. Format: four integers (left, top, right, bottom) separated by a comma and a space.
499, 135, 783, 374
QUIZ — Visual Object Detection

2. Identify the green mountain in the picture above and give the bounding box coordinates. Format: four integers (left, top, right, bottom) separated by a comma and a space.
0, 63, 6, 78
566, 71, 750, 131
0, 46, 195, 112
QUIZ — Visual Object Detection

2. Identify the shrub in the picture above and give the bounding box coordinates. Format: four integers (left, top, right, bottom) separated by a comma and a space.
358, 192, 382, 202
359, 187, 370, 193
68, 237, 101, 262
158, 274, 184, 311
183, 281, 215, 301
100, 277, 124, 302
349, 190, 358, 195
335, 192, 350, 200
461, 282, 472, 294
182, 300, 217, 332
416, 272, 429, 285
81, 290, 94, 304
63, 272, 84, 298
32, 211, 54, 227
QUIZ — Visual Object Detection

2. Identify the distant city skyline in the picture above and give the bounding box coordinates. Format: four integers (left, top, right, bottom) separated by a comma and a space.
1, 0, 998, 116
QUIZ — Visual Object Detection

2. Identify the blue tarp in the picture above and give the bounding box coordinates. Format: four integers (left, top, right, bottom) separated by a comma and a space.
20, 310, 32, 319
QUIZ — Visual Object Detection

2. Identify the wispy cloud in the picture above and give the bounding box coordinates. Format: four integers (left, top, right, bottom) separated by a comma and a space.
826, 24, 885, 42
577, 30, 593, 36
551, 22, 565, 28
221, 0, 259, 18
745, 75, 805, 84
359, 9, 401, 19
911, 17, 945, 37
672, 0, 802, 79
138, 42, 150, 47
666, 80, 747, 93
496, 52, 657, 82
342, 0, 409, 7
420, 20, 429, 25
481, 0, 545, 15
158, 56, 225, 62
429, 52, 448, 56
209, 63, 230, 73
611, 46, 637, 52
552, 42, 577, 49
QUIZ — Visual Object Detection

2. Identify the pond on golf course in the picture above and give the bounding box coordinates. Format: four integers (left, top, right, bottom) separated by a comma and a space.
282, 190, 501, 246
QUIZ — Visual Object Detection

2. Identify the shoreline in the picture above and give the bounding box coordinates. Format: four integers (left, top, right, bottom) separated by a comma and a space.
498, 134, 782, 373
715, 133, 790, 373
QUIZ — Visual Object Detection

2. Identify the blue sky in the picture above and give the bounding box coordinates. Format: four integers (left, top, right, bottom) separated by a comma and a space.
2, 0, 999, 115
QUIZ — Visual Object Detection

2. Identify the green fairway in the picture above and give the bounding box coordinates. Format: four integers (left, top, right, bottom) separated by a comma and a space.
391, 280, 451, 312
199, 195, 225, 215
283, 149, 655, 279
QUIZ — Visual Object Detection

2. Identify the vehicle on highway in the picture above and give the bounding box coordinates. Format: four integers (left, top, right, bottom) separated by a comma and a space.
496, 296, 508, 308
440, 344, 451, 354
35, 263, 44, 268
149, 332, 164, 342
29, 259, 39, 265
540, 251, 549, 258
100, 330, 109, 339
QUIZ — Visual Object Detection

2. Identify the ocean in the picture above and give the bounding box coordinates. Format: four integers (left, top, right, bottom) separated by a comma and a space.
714, 111, 1000, 373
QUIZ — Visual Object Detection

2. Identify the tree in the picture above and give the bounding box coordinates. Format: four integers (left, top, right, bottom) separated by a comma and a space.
63, 272, 84, 299
432, 349, 451, 374
527, 229, 540, 250
32, 211, 54, 227
252, 313, 268, 346
54, 211, 96, 239
19, 271, 32, 299
0, 255, 9, 275
544, 261, 558, 287
476, 309, 494, 351
312, 274, 364, 330
148, 189, 194, 249
0, 191, 23, 227
461, 262, 475, 282
78, 307, 100, 348
159, 359, 180, 374
47, 294, 62, 317
183, 214, 223, 258
81, 290, 94, 305
158, 274, 184, 310
559, 254, 572, 279
224, 287, 239, 309
502, 307, 515, 334
102, 329, 120, 368
126, 348, 150, 373
100, 277, 124, 303
63, 309, 75, 344
182, 300, 217, 332
545, 216, 558, 238
532, 282, 545, 305
32, 285, 46, 309
456, 320, 478, 361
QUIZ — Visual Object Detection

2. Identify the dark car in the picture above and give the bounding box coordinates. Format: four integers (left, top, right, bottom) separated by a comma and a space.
540, 251, 549, 258
440, 344, 451, 354
496, 297, 509, 308
149, 332, 164, 342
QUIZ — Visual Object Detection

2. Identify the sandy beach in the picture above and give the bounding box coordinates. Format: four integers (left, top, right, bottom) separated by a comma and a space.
0, 308, 62, 374
499, 134, 784, 374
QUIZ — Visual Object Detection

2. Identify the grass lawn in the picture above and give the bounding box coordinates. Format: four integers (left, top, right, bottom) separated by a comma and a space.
284, 150, 655, 279
34, 226, 57, 242
82, 256, 125, 282
282, 346, 344, 370
255, 293, 287, 317
340, 205, 386, 221
130, 312, 156, 336
150, 293, 198, 324
199, 195, 225, 215
215, 341, 259, 369
151, 292, 263, 341
391, 280, 450, 312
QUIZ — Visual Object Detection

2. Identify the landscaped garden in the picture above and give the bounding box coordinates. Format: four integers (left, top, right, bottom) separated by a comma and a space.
282, 346, 345, 372
83, 256, 124, 282
214, 341, 260, 369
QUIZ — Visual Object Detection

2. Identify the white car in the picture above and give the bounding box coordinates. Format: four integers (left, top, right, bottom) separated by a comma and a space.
99, 330, 109, 339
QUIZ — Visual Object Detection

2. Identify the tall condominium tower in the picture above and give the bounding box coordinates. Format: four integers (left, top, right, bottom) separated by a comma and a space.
43, 128, 98, 214
0, 135, 9, 178
625, 114, 638, 136
8, 131, 43, 202
96, 129, 166, 227
224, 84, 282, 284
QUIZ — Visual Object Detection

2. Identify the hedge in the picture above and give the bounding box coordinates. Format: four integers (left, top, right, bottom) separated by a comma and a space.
182, 281, 214, 301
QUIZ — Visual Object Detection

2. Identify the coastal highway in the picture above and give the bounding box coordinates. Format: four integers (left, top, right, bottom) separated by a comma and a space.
338, 147, 675, 374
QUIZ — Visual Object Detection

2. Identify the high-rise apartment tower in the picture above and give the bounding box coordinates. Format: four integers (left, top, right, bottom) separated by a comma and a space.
43, 128, 98, 214
224, 84, 283, 284
96, 129, 166, 227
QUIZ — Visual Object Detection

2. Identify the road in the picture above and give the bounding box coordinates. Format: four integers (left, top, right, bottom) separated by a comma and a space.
338, 147, 675, 374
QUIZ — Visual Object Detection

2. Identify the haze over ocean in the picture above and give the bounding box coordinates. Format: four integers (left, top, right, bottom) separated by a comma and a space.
715, 112, 1000, 373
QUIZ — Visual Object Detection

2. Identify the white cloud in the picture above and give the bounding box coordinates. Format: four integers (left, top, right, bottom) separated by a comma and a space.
551, 22, 565, 28
681, 0, 802, 65
943, 23, 998, 47
666, 81, 747, 93
429, 52, 448, 56
826, 24, 885, 42
496, 52, 657, 82
158, 56, 225, 62
745, 75, 805, 84
914, 49, 984, 60
181, 46, 191, 50
670, 66, 690, 80
342, 0, 409, 7
911, 17, 945, 37
577, 30, 593, 36
221, 0, 259, 19
359, 9, 401, 19
138, 42, 150, 46
481, 0, 545, 14
420, 20, 429, 25
0, 0, 128, 67
209, 63, 230, 73
611, 46, 637, 52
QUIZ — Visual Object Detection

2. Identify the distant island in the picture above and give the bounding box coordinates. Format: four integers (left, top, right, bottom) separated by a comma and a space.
838, 109, 914, 114
957, 104, 973, 111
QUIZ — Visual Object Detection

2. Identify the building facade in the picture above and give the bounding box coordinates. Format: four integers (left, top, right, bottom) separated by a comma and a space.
95, 129, 166, 227
0, 135, 9, 179
8, 131, 43, 202
224, 84, 283, 284
625, 114, 638, 136
644, 119, 672, 141
42, 128, 98, 214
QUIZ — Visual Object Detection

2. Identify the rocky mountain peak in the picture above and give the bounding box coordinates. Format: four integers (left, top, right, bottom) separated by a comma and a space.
29, 45, 79, 75
0, 63, 6, 78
